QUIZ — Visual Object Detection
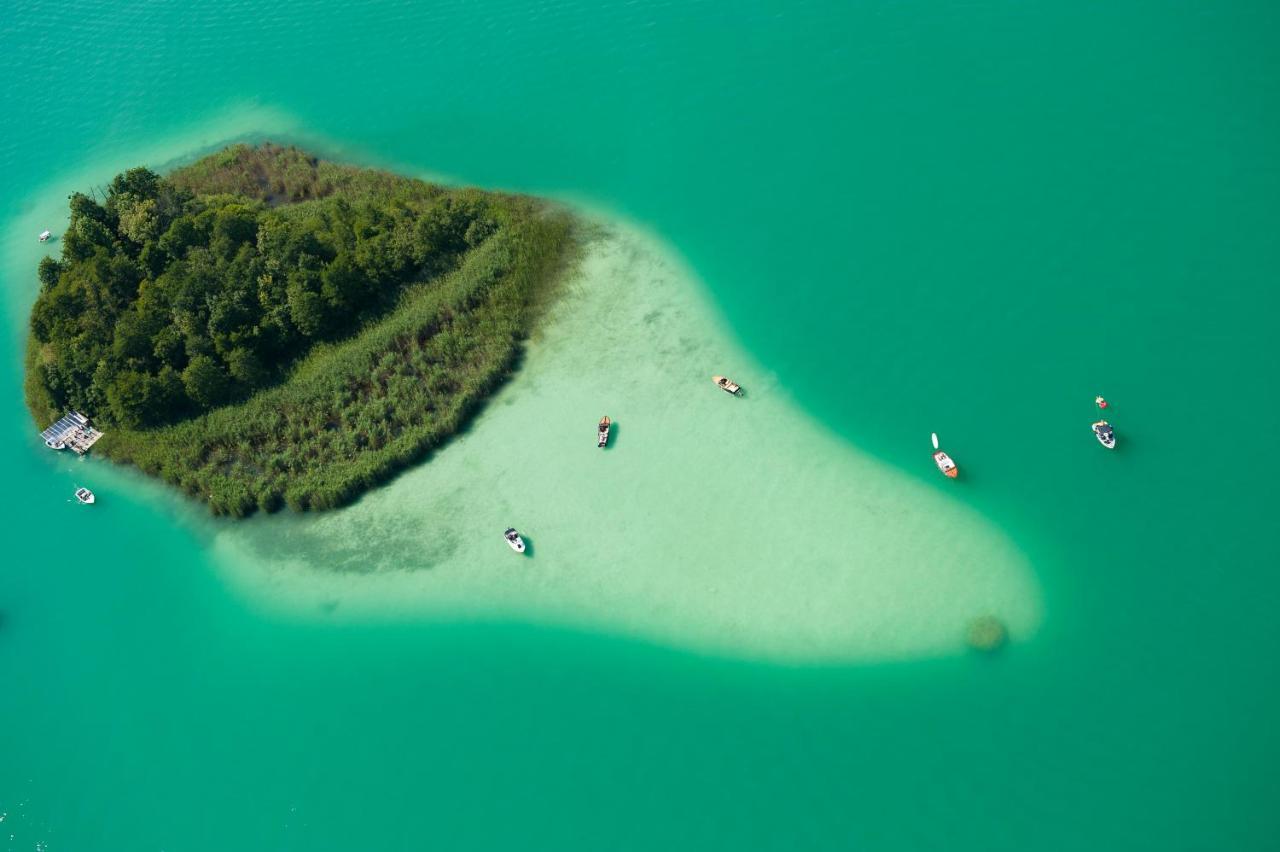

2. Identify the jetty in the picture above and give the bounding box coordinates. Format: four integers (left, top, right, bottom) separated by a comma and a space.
40, 411, 104, 454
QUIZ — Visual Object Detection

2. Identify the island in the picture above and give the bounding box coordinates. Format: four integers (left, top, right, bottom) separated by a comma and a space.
25, 143, 576, 515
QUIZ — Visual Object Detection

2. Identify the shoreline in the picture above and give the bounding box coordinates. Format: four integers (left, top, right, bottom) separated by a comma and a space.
209, 215, 1043, 664
3, 119, 1041, 664
22, 143, 578, 515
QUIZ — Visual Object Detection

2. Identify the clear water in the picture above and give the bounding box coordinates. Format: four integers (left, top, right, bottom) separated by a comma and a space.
2, 1, 1279, 849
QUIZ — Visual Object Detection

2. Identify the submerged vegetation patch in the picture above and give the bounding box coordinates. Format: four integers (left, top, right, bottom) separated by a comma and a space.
25, 143, 576, 515
966, 615, 1008, 652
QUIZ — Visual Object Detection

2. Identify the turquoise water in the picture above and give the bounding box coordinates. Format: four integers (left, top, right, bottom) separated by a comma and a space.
3, 1, 1280, 849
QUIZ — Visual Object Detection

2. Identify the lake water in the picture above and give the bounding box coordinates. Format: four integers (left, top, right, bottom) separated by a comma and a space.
2, 1, 1279, 849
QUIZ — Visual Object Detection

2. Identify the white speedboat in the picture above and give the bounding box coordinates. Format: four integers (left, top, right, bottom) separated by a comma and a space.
74, 487, 95, 505
931, 432, 958, 478
39, 229, 51, 242
1092, 420, 1116, 449
504, 527, 526, 553
598, 416, 611, 448
712, 375, 742, 396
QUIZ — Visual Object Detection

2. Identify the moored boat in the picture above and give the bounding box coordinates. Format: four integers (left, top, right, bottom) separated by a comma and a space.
712, 375, 742, 396
74, 487, 95, 505
1092, 420, 1116, 449
598, 416, 611, 448
504, 527, 526, 553
931, 432, 958, 478
39, 229, 51, 242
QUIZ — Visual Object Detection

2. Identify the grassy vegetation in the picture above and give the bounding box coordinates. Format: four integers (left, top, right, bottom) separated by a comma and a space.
27, 144, 576, 515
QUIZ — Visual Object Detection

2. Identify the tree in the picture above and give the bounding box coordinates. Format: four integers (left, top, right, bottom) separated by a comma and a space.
116, 196, 160, 245
286, 267, 329, 337
106, 367, 184, 428
226, 346, 268, 387
321, 253, 366, 314
112, 310, 155, 362
158, 216, 202, 260
152, 324, 185, 369
182, 354, 231, 409
108, 167, 162, 204
37, 257, 63, 290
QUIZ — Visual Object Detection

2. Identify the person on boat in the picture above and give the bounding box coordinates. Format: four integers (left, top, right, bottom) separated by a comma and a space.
1096, 395, 1108, 409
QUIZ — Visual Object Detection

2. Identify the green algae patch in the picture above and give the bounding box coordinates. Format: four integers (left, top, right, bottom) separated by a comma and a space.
25, 144, 576, 515
966, 616, 1008, 652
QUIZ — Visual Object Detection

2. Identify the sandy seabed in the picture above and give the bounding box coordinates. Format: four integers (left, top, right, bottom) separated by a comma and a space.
211, 217, 1042, 663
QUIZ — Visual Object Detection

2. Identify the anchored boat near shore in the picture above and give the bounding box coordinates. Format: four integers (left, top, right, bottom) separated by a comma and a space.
598, 416, 611, 448
504, 527, 526, 553
712, 375, 742, 396
74, 487, 95, 505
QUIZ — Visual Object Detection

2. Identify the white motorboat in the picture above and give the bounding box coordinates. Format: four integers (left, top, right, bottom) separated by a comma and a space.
598, 416, 611, 448
931, 432, 958, 478
712, 375, 742, 396
504, 527, 526, 553
74, 487, 95, 505
1092, 420, 1116, 449
39, 229, 51, 242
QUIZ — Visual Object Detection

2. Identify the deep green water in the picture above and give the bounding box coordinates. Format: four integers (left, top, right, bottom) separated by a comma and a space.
3, 1, 1280, 849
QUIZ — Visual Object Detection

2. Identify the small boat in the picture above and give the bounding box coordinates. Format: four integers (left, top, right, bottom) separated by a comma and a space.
712, 375, 742, 396
598, 416, 611, 448
38, 229, 51, 243
1092, 420, 1116, 449
504, 527, 526, 553
931, 432, 958, 478
45, 439, 66, 450
1095, 395, 1109, 409
74, 487, 95, 505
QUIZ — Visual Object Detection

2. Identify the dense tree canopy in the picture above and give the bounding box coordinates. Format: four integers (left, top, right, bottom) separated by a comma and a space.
29, 148, 496, 429
25, 144, 574, 516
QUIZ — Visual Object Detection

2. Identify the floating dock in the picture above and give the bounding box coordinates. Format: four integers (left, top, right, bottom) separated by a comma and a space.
40, 411, 104, 455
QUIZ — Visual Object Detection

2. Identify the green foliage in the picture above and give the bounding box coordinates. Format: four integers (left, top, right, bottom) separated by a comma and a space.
29, 144, 498, 427
107, 367, 183, 429
27, 143, 576, 516
181, 355, 231, 408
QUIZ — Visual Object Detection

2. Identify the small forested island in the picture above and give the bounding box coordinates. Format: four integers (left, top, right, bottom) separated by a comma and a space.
26, 144, 575, 515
